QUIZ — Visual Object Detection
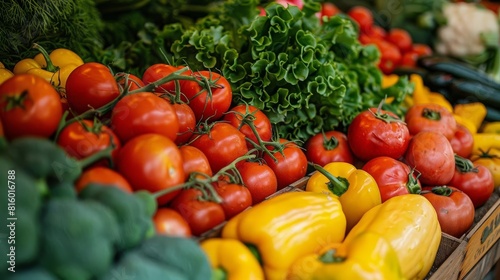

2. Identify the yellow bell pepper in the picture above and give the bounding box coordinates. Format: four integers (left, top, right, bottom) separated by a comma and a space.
12, 43, 83, 89
409, 74, 453, 112
454, 102, 487, 132
0, 62, 14, 85
200, 238, 265, 280
344, 194, 441, 280
472, 133, 500, 156
428, 92, 453, 113
481, 122, 500, 134
221, 191, 346, 280
288, 231, 404, 280
305, 162, 381, 233
471, 148, 500, 187
382, 74, 399, 88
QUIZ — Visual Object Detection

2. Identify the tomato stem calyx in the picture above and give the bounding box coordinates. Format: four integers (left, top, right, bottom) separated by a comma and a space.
454, 154, 478, 173
4, 90, 28, 111
423, 186, 453, 197
421, 108, 442, 121
370, 100, 406, 124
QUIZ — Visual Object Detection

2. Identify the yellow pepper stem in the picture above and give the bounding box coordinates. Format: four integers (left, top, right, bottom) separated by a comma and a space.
312, 163, 349, 197
32, 43, 58, 72
318, 249, 346, 263
211, 268, 228, 280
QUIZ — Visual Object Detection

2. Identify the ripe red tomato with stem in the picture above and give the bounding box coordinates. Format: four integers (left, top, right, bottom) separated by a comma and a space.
347, 6, 374, 33
213, 181, 252, 219
153, 207, 192, 237
56, 119, 120, 166
236, 161, 278, 204
262, 139, 308, 190
75, 166, 133, 193
449, 124, 474, 159
223, 104, 272, 149
170, 188, 226, 236
190, 122, 249, 173
305, 130, 354, 166
386, 28, 413, 53
110, 92, 179, 143
347, 105, 410, 162
449, 155, 495, 208
0, 74, 63, 140
116, 133, 185, 206
405, 103, 457, 140
66, 62, 120, 115
404, 131, 456, 185
179, 145, 213, 180
362, 156, 421, 202
116, 73, 145, 92
181, 71, 232, 122
421, 186, 475, 238
142, 64, 187, 94
172, 102, 197, 145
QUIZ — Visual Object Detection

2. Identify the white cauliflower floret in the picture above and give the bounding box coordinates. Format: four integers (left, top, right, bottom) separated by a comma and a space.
435, 2, 499, 57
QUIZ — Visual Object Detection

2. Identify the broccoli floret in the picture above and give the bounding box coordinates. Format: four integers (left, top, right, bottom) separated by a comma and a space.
6, 266, 57, 280
100, 235, 212, 280
79, 184, 155, 252
39, 198, 120, 280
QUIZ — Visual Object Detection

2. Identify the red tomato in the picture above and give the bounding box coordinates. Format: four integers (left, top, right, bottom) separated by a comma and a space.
421, 186, 475, 238
66, 62, 120, 115
405, 103, 457, 140
110, 92, 179, 143
75, 166, 133, 193
449, 156, 495, 208
372, 39, 402, 74
400, 51, 419, 68
347, 6, 374, 33
411, 44, 433, 57
173, 103, 196, 145
263, 139, 308, 190
0, 74, 62, 140
386, 28, 413, 53
362, 156, 421, 202
179, 145, 213, 180
181, 71, 232, 122
116, 73, 145, 91
404, 131, 455, 185
116, 134, 185, 206
213, 182, 252, 219
56, 119, 120, 165
170, 188, 226, 236
347, 107, 410, 162
449, 124, 474, 158
153, 207, 192, 237
236, 161, 278, 204
365, 25, 387, 39
320, 3, 341, 18
305, 130, 354, 166
142, 64, 186, 94
190, 122, 249, 173
223, 104, 272, 148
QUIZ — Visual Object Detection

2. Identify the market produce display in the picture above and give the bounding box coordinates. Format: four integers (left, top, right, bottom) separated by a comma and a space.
1, 0, 500, 280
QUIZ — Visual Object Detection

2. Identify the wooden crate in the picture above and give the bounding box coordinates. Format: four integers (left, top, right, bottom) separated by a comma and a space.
426, 234, 465, 280
459, 198, 500, 279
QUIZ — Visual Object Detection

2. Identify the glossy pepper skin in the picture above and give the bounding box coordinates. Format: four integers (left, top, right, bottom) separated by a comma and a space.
200, 238, 265, 280
306, 162, 381, 232
344, 194, 441, 280
221, 191, 346, 280
13, 44, 83, 88
0, 62, 13, 85
288, 231, 404, 280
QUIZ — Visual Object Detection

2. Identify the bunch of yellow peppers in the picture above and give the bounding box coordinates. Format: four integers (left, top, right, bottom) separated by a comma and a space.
1, 43, 84, 90
200, 189, 441, 280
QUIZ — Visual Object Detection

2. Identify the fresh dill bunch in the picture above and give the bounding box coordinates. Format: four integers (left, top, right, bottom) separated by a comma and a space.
0, 0, 104, 69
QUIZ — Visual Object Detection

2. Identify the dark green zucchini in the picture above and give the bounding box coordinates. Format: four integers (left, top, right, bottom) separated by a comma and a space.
449, 79, 500, 109
418, 56, 500, 91
485, 105, 500, 122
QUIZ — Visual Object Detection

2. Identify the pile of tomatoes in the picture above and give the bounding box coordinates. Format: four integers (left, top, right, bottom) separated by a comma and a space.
345, 6, 433, 74
305, 101, 495, 238
0, 62, 310, 238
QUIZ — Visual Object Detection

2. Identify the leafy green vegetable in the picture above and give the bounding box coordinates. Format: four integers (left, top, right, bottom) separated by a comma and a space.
0, 0, 104, 69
